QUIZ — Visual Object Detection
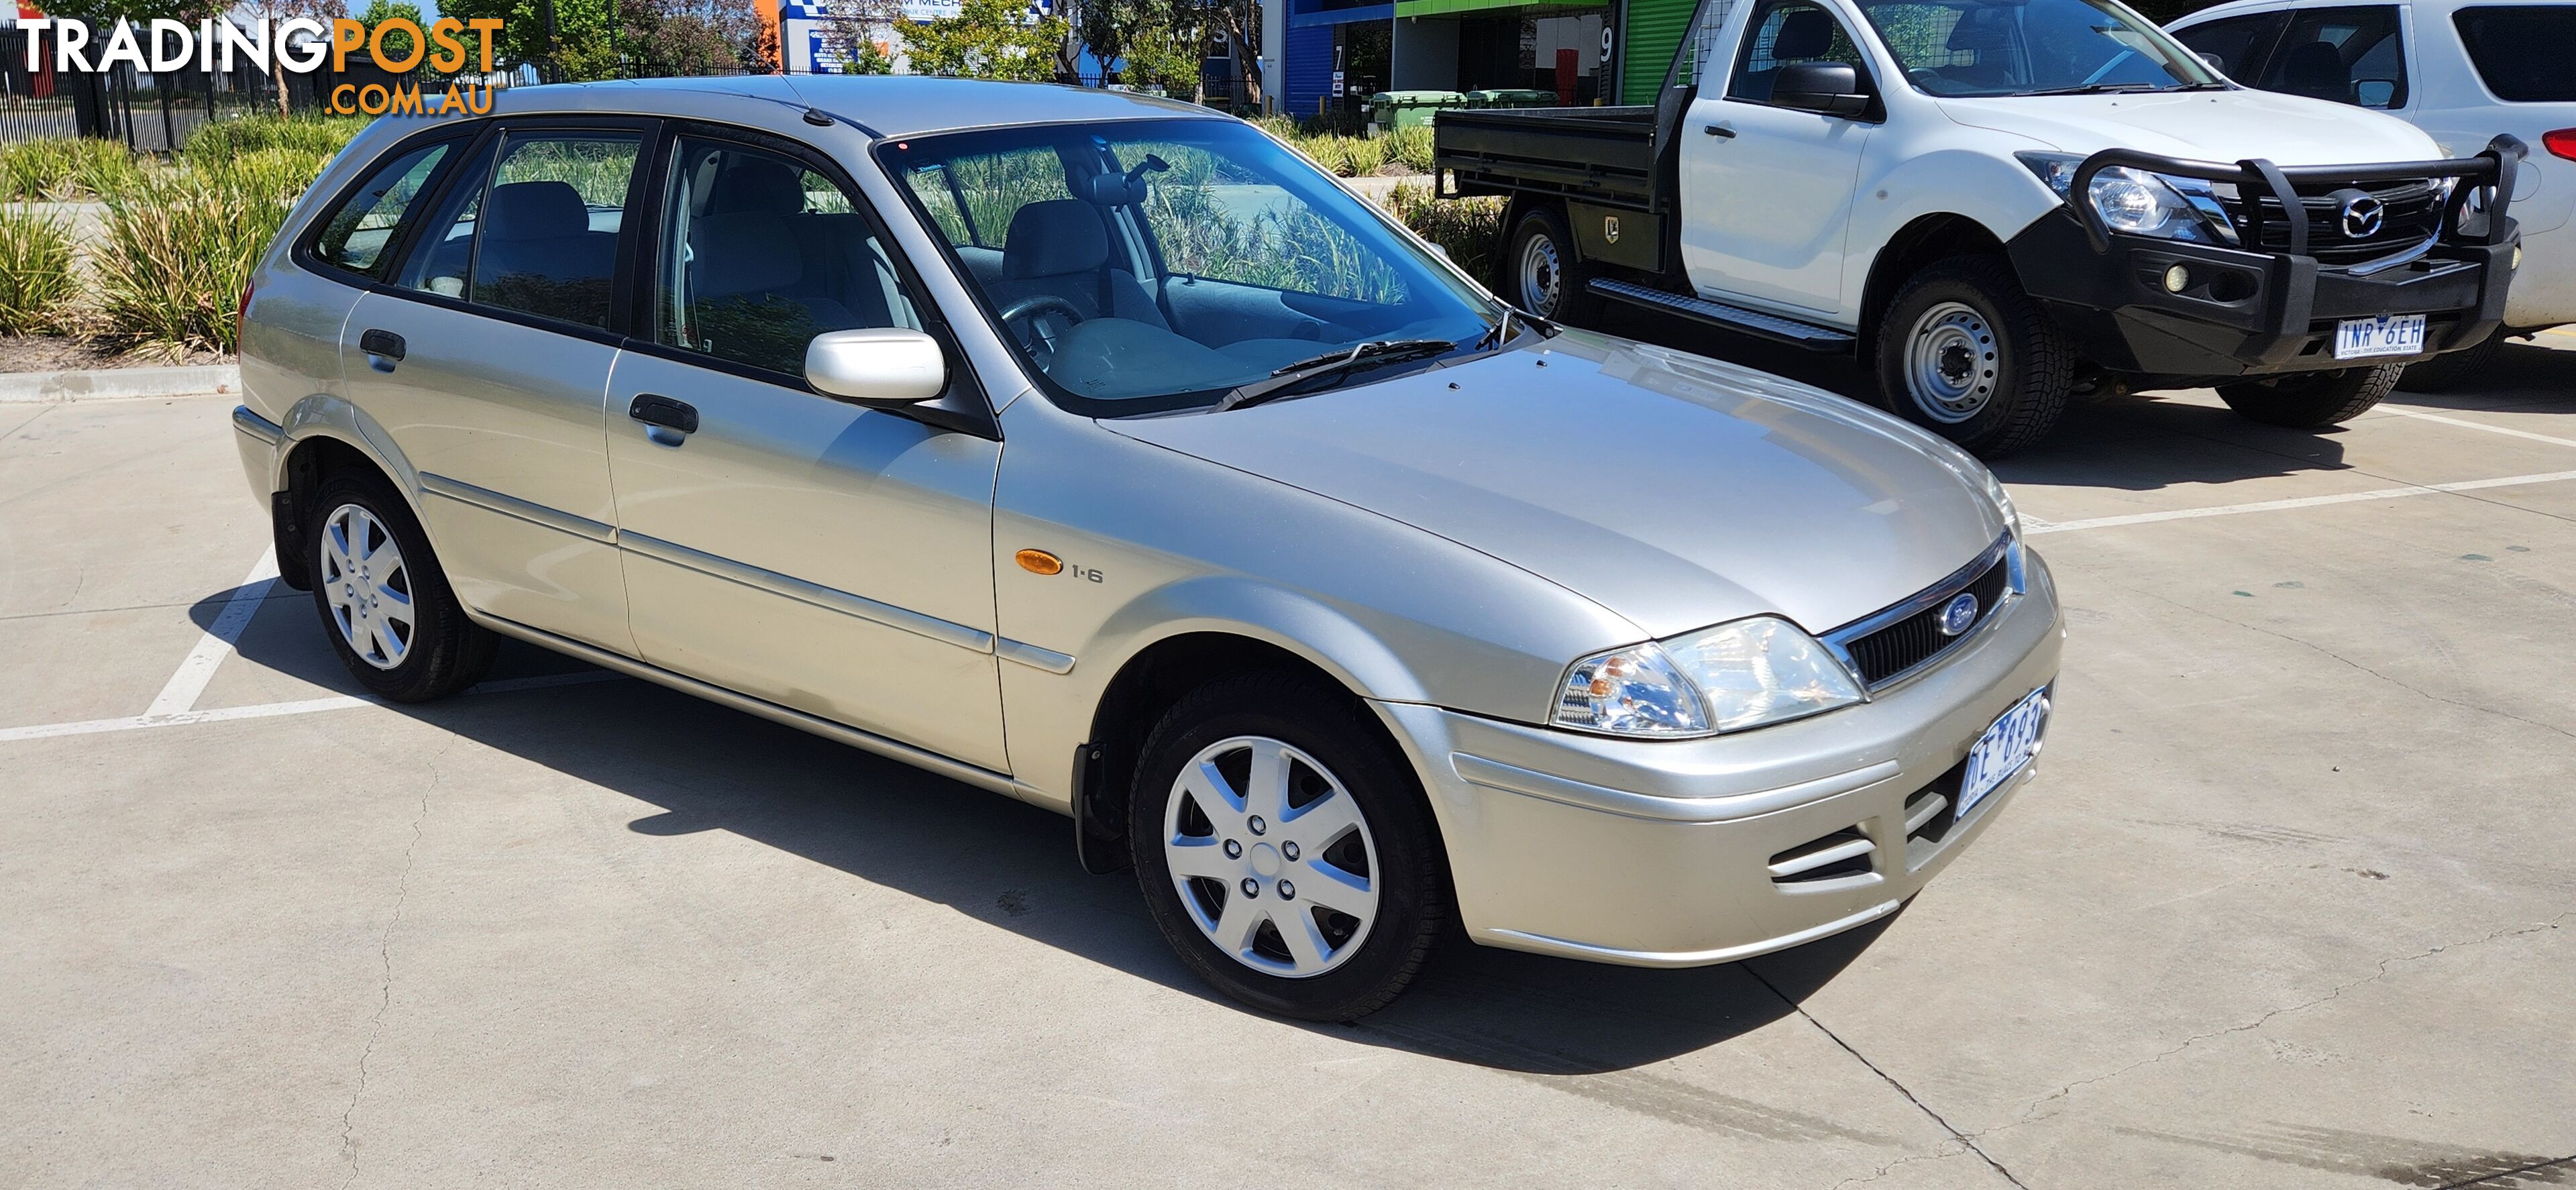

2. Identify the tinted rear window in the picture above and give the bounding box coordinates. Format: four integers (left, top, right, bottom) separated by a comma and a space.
2453, 5, 2576, 101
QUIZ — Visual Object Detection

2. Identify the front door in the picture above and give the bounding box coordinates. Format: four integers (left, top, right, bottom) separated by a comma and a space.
1678, 0, 1877, 317
345, 121, 653, 655
606, 130, 1008, 772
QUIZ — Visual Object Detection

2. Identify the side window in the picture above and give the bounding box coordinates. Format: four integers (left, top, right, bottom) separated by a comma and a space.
2257, 5, 2408, 108
1116, 140, 1409, 303
392, 129, 643, 329
311, 140, 454, 278
657, 136, 921, 377
2172, 11, 2288, 79
1731, 1, 1870, 104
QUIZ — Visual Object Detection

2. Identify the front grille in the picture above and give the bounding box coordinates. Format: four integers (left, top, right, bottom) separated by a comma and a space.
2233, 176, 2447, 266
1835, 552, 2012, 688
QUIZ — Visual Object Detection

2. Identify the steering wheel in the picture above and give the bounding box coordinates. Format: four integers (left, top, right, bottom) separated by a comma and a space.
997, 294, 1087, 366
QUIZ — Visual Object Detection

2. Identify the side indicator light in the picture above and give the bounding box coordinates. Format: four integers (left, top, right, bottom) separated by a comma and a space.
1016, 549, 1063, 576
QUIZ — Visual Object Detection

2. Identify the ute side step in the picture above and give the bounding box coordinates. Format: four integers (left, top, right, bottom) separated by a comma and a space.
1588, 279, 1857, 351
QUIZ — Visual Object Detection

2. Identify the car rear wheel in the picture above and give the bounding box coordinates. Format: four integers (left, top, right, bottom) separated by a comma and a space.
2218, 362, 2402, 428
1874, 255, 2074, 458
1128, 671, 1444, 1021
1505, 205, 1601, 324
305, 470, 496, 702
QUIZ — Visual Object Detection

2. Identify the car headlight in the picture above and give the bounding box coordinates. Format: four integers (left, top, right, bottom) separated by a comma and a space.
1982, 466, 2019, 537
2017, 152, 2220, 243
1555, 616, 1864, 739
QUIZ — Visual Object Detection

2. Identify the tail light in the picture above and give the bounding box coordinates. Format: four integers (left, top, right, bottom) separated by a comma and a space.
2546, 129, 2576, 162
237, 281, 254, 335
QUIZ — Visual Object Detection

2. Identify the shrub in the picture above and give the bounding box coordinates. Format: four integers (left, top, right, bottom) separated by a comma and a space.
0, 136, 142, 200
1379, 182, 1505, 281
0, 209, 76, 333
1383, 125, 1436, 174
91, 164, 299, 354
182, 114, 366, 166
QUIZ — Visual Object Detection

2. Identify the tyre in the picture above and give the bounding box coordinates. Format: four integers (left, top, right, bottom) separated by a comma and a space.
1128, 671, 1445, 1021
2398, 327, 2505, 393
1505, 205, 1601, 324
2217, 362, 2402, 428
1874, 254, 2075, 458
304, 470, 496, 702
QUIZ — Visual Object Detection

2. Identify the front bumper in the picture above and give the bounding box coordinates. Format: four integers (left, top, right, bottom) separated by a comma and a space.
2008, 139, 2527, 379
1375, 545, 2063, 967
2010, 209, 2518, 378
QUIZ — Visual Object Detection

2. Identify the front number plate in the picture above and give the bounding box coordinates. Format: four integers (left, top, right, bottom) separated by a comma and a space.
2334, 313, 2427, 360
1957, 686, 2049, 819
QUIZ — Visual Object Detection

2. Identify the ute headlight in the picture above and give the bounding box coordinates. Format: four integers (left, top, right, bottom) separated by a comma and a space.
1555, 616, 1864, 739
2017, 152, 2219, 242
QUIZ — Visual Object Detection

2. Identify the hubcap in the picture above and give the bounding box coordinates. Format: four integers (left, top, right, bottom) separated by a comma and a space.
319, 502, 415, 671
1518, 229, 1562, 318
1163, 735, 1379, 979
1904, 301, 2000, 423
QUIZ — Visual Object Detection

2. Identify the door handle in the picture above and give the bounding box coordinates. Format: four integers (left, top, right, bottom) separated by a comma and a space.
1704, 124, 1736, 138
629, 393, 699, 445
358, 328, 405, 372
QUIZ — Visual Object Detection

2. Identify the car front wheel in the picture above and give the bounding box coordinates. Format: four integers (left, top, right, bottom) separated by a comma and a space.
2217, 362, 2401, 427
1128, 672, 1445, 1021
1874, 255, 2075, 458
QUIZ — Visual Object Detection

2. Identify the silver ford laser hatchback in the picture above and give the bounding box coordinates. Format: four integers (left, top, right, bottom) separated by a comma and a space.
233, 76, 2062, 1020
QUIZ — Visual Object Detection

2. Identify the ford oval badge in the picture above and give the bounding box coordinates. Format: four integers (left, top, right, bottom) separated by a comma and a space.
1937, 592, 1980, 637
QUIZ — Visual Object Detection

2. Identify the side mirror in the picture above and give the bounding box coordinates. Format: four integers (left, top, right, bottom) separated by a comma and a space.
1772, 62, 1871, 118
806, 327, 947, 406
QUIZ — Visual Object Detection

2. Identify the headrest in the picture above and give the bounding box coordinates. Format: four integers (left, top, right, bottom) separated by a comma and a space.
1946, 7, 2012, 52
486, 180, 588, 241
1003, 199, 1110, 279
709, 160, 806, 215
2277, 42, 2349, 97
690, 213, 805, 297
1774, 9, 1835, 60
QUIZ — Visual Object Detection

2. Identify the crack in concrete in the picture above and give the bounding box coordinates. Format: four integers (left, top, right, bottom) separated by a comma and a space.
2127, 585, 2576, 744
1827, 1141, 1971, 1190
1745, 967, 2033, 1190
338, 737, 451, 1189
1979, 912, 2570, 1140
2435, 1152, 2576, 1189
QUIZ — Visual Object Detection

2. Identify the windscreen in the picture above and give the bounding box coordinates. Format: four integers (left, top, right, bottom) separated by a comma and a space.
880, 119, 1501, 417
2453, 6, 2576, 102
1857, 0, 2225, 97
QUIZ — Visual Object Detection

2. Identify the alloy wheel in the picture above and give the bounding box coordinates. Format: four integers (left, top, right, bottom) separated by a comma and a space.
1162, 735, 1379, 978
319, 502, 414, 670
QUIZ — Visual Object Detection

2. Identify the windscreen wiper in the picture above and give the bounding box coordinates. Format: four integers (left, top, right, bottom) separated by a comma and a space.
1211, 339, 1460, 413
2025, 83, 2167, 96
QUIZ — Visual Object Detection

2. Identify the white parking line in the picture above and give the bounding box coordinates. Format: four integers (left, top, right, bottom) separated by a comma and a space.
144, 548, 278, 718
2381, 409, 2576, 451
2025, 469, 2576, 535
0, 671, 627, 744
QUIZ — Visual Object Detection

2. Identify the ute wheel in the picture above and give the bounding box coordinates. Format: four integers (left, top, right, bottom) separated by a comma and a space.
1874, 254, 2075, 458
2218, 362, 2402, 428
1128, 671, 1445, 1022
304, 470, 496, 702
2398, 327, 2506, 393
1505, 205, 1601, 324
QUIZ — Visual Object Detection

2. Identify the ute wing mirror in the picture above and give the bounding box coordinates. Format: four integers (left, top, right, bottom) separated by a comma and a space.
1772, 62, 1872, 118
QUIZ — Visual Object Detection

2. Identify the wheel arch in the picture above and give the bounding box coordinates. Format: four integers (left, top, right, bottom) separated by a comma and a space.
270, 395, 431, 591
1858, 213, 2012, 354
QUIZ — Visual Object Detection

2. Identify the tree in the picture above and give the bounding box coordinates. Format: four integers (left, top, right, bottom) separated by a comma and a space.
356, 0, 425, 65
809, 0, 904, 75
615, 0, 761, 76
902, 0, 1069, 81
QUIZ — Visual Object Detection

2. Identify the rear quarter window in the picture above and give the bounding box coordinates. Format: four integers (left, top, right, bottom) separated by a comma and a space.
2453, 5, 2576, 101
310, 140, 456, 278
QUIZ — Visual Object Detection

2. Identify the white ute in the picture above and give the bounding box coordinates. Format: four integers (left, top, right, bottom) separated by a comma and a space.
2170, 0, 2575, 388
1436, 0, 2528, 454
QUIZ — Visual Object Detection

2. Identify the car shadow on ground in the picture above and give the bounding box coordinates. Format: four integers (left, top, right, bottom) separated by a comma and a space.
203, 596, 1879, 1074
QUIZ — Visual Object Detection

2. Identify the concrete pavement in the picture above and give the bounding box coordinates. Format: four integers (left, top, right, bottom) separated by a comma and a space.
1, 336, 2571, 1187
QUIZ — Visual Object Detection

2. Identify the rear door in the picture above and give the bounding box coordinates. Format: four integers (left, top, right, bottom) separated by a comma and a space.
345, 119, 653, 656
604, 127, 1010, 772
